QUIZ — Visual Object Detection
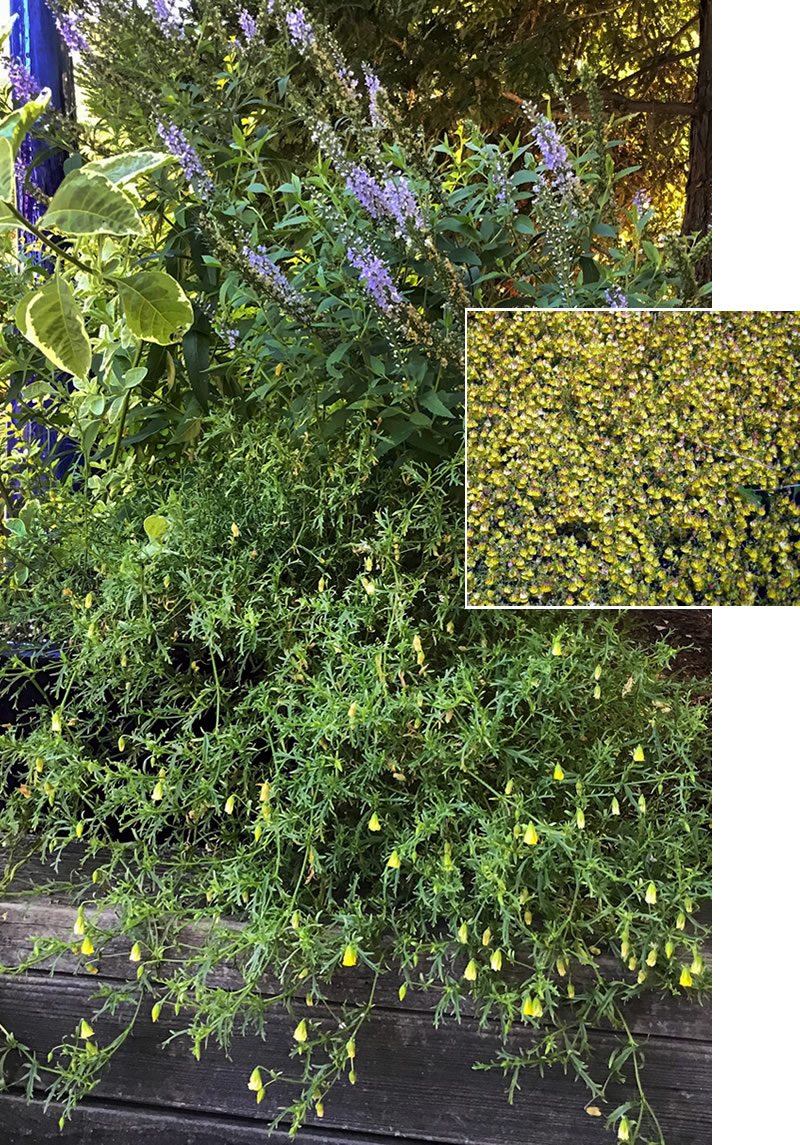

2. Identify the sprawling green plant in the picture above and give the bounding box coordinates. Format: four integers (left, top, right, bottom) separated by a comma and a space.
0, 419, 710, 1143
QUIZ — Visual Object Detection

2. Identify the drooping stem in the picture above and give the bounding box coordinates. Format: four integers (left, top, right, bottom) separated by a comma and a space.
7, 205, 96, 277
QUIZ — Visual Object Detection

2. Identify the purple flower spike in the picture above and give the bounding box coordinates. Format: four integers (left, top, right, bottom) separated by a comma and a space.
632, 189, 652, 213
156, 121, 214, 197
54, 11, 89, 53
6, 57, 41, 105
238, 10, 257, 43
346, 244, 403, 313
286, 8, 315, 52
152, 0, 186, 40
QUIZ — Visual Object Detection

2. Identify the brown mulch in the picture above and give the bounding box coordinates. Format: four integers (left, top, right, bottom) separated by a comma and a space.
620, 609, 711, 678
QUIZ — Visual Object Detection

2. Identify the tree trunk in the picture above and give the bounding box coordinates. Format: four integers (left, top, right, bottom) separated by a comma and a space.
682, 0, 711, 287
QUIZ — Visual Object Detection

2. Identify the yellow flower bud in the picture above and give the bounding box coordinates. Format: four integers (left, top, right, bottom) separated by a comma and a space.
151, 1002, 162, 1022
691, 952, 703, 975
594, 666, 602, 680
293, 1019, 308, 1043
646, 948, 657, 967
35, 756, 44, 773
51, 711, 62, 733
645, 881, 658, 904
386, 850, 400, 869
412, 635, 422, 654
489, 949, 502, 971
74, 907, 85, 936
259, 781, 270, 802
618, 1115, 631, 1141
118, 736, 126, 752
551, 637, 562, 656
637, 969, 648, 983
482, 927, 491, 946
523, 822, 538, 846
665, 940, 674, 959
361, 578, 375, 596
529, 996, 543, 1017
151, 780, 164, 802
84, 593, 93, 609
74, 821, 84, 839
556, 958, 566, 977
594, 684, 601, 699
679, 967, 693, 987
676, 911, 686, 930
457, 922, 468, 943
129, 942, 142, 963
254, 823, 263, 842
524, 909, 533, 925
85, 1040, 98, 1057
291, 911, 301, 929
348, 701, 358, 721
81, 936, 94, 956
638, 793, 647, 814
346, 1039, 356, 1060
633, 744, 645, 762
552, 764, 564, 781
318, 577, 325, 592
79, 1019, 94, 1039
342, 944, 358, 967
315, 1101, 324, 1118
576, 808, 585, 830
248, 1067, 263, 1091
611, 797, 620, 815
224, 794, 235, 814
567, 983, 575, 998
398, 983, 407, 1001
505, 778, 514, 794
367, 812, 381, 832
463, 959, 478, 981
231, 522, 240, 538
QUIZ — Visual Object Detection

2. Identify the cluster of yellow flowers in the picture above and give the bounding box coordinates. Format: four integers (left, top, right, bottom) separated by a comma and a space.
466, 311, 800, 605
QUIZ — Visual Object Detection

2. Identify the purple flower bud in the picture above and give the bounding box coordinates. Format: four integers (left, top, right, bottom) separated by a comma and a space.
286, 8, 315, 52
604, 286, 628, 309
632, 189, 652, 213
364, 68, 384, 127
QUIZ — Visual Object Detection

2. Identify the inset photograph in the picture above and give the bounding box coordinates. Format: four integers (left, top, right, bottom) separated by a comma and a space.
466, 310, 800, 607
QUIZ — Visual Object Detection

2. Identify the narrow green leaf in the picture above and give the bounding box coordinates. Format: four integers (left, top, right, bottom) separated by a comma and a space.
0, 137, 15, 230
42, 169, 144, 236
15, 276, 92, 380
116, 271, 194, 345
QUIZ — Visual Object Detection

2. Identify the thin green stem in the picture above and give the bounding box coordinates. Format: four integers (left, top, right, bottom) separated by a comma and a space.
7, 206, 96, 277
109, 340, 145, 468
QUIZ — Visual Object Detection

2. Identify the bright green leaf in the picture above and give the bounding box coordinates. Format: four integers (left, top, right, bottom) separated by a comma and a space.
82, 150, 172, 185
143, 514, 170, 543
0, 137, 15, 230
116, 271, 194, 344
41, 169, 144, 236
0, 88, 52, 155
15, 276, 92, 380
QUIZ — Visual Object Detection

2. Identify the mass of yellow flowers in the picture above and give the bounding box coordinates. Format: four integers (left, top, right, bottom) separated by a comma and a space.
466, 311, 800, 605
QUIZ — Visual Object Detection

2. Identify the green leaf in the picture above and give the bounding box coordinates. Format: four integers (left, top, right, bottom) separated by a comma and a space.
116, 271, 194, 344
15, 276, 92, 380
183, 308, 211, 411
513, 215, 536, 235
144, 514, 170, 543
419, 390, 456, 419
0, 137, 15, 230
41, 169, 144, 236
0, 88, 52, 155
82, 150, 172, 185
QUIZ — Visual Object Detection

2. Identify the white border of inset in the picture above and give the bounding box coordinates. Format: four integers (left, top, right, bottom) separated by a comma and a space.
462, 306, 779, 610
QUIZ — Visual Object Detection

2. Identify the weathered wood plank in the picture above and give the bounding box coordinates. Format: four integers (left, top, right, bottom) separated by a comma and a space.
1, 973, 711, 1145
0, 1092, 434, 1145
0, 897, 711, 1042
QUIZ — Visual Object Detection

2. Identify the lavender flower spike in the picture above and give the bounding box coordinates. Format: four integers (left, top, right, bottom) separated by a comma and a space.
53, 10, 90, 53
156, 122, 214, 197
364, 68, 385, 128
286, 8, 315, 53
6, 57, 41, 105
238, 10, 258, 43
153, 0, 186, 40
346, 244, 403, 313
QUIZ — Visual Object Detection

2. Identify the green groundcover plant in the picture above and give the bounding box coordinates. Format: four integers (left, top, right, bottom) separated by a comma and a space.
466, 311, 800, 606
0, 421, 710, 1143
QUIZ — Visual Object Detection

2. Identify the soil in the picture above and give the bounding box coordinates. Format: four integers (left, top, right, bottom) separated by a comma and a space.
623, 608, 711, 678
